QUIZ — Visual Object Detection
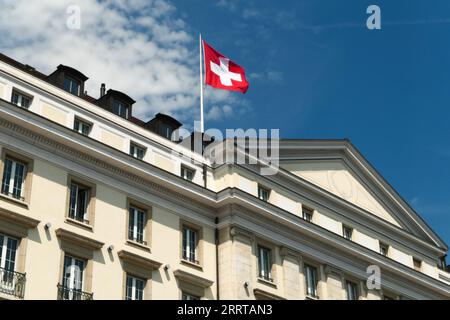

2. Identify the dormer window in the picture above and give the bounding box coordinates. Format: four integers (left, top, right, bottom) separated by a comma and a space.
112, 100, 129, 119
64, 76, 81, 96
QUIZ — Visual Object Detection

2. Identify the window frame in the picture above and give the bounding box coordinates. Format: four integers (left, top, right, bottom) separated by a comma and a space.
304, 263, 319, 299
257, 245, 273, 282
125, 274, 146, 300
130, 143, 146, 160
126, 199, 152, 250
63, 76, 81, 96
342, 225, 353, 241
65, 176, 96, 229
180, 221, 202, 268
112, 99, 129, 119
302, 206, 314, 223
181, 165, 195, 182
345, 280, 359, 300
0, 149, 33, 205
379, 242, 389, 257
258, 185, 271, 202
181, 292, 201, 300
10, 89, 33, 109
413, 258, 422, 271
73, 117, 92, 136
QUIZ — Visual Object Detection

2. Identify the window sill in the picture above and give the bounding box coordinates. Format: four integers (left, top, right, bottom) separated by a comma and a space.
181, 259, 203, 271
65, 218, 93, 231
257, 277, 277, 289
0, 193, 29, 208
126, 240, 151, 252
305, 295, 319, 300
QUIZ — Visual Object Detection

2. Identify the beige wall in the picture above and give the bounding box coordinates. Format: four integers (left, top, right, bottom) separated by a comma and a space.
0, 155, 216, 300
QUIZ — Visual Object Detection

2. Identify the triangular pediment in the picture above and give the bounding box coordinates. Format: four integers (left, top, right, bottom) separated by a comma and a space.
281, 159, 402, 227
276, 140, 447, 250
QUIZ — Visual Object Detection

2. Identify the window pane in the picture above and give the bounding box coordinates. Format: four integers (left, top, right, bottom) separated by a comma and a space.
1, 159, 12, 195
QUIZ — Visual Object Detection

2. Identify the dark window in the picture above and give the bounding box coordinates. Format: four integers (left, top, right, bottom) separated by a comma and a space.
130, 144, 145, 160
302, 207, 313, 222
126, 275, 145, 300
304, 264, 318, 298
343, 225, 353, 240
1, 158, 27, 200
182, 292, 200, 300
182, 226, 199, 264
413, 258, 422, 271
128, 206, 147, 245
258, 186, 270, 202
11, 90, 32, 108
112, 100, 129, 119
69, 182, 90, 224
74, 118, 91, 136
379, 243, 389, 256
63, 76, 81, 96
181, 166, 195, 182
257, 246, 272, 282
346, 280, 358, 300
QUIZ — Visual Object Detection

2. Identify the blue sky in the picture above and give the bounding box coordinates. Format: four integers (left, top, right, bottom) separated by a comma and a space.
175, 0, 450, 252
0, 0, 448, 256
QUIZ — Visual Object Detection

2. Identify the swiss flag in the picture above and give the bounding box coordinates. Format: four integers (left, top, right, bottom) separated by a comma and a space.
203, 41, 249, 94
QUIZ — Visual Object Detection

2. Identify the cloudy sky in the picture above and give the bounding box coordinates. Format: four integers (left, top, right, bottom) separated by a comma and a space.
0, 0, 449, 252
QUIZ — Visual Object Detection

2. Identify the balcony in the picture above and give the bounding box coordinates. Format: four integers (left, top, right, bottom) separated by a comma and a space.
57, 284, 93, 300
0, 267, 26, 299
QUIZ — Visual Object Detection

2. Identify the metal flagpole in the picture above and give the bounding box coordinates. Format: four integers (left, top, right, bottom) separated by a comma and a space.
199, 34, 205, 133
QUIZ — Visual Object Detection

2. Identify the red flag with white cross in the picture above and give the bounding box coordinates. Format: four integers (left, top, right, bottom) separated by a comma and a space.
203, 40, 249, 94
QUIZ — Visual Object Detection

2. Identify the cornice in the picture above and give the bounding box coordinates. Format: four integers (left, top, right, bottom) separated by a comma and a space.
173, 269, 214, 289
117, 250, 162, 270
55, 228, 104, 251
0, 207, 40, 229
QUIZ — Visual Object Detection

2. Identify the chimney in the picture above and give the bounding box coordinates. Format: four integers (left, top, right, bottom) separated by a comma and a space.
100, 83, 106, 97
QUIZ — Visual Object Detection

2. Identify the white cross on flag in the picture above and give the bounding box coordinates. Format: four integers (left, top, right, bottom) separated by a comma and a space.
203, 40, 249, 94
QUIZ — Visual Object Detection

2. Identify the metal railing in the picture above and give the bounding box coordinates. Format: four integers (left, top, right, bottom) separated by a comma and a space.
0, 267, 26, 299
57, 284, 93, 300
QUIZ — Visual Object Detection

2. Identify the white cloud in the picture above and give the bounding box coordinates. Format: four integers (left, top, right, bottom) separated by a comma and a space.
0, 0, 248, 125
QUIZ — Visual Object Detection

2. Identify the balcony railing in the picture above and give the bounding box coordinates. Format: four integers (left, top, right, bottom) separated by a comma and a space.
0, 267, 26, 299
57, 284, 93, 300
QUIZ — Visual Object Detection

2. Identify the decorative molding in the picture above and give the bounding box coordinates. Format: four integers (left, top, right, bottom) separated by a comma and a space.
280, 246, 301, 262
253, 288, 286, 300
173, 269, 214, 289
117, 250, 162, 270
55, 228, 104, 251
0, 207, 40, 230
230, 226, 255, 243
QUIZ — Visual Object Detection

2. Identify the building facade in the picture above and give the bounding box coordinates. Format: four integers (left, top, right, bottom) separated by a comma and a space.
0, 53, 449, 300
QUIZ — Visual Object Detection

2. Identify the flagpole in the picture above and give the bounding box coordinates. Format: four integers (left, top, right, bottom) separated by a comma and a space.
199, 34, 205, 133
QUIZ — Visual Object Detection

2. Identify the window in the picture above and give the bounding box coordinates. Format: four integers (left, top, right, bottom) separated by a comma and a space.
11, 90, 32, 109
161, 123, 174, 140
61, 255, 85, 300
128, 206, 147, 245
126, 275, 145, 300
130, 144, 146, 160
182, 226, 199, 264
181, 166, 195, 182
1, 157, 27, 200
304, 264, 318, 298
63, 76, 81, 96
379, 242, 389, 257
342, 225, 353, 240
0, 234, 18, 294
182, 292, 200, 300
302, 207, 313, 222
413, 258, 422, 271
258, 185, 270, 202
257, 246, 272, 282
112, 100, 129, 119
74, 118, 91, 136
346, 280, 359, 300
68, 182, 91, 224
